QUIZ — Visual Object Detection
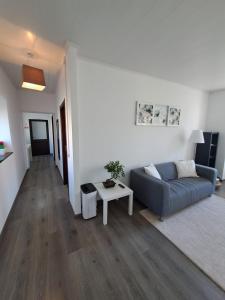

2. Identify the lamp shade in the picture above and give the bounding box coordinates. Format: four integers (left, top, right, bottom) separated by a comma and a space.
190, 130, 205, 143
21, 64, 46, 91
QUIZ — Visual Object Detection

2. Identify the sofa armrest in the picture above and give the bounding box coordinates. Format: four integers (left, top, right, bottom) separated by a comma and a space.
130, 169, 170, 217
196, 164, 217, 191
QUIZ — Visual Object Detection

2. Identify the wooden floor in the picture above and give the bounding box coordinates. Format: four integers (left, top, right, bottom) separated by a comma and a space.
0, 156, 225, 300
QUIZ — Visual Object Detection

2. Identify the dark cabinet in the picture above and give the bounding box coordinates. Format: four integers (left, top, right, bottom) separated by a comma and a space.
195, 132, 219, 168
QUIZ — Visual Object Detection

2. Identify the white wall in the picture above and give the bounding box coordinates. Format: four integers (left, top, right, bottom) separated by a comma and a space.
205, 90, 225, 179
0, 66, 26, 234
19, 90, 56, 114
55, 44, 80, 214
55, 64, 66, 178
65, 45, 81, 214
19, 88, 57, 170
77, 58, 208, 185
0, 96, 11, 150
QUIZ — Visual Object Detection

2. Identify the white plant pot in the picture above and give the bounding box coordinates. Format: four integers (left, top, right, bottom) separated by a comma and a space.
0, 148, 6, 156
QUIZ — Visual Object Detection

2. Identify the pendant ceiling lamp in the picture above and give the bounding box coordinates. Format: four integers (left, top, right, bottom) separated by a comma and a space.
21, 64, 46, 91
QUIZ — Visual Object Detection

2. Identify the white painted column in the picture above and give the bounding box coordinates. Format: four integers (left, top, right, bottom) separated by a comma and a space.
65, 42, 81, 214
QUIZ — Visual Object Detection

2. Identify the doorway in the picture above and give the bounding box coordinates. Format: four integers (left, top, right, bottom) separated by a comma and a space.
29, 119, 50, 156
60, 100, 68, 185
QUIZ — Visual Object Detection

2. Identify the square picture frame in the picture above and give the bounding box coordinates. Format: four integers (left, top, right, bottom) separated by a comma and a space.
136, 102, 154, 125
152, 104, 168, 126
167, 106, 181, 126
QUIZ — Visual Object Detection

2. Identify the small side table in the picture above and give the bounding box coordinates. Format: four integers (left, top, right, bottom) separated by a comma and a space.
94, 180, 133, 225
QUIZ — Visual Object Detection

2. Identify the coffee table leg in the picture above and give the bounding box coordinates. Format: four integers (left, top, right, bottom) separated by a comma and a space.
128, 193, 133, 215
103, 200, 108, 225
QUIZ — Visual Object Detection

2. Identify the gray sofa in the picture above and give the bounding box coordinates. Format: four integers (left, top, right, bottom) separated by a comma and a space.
130, 162, 217, 220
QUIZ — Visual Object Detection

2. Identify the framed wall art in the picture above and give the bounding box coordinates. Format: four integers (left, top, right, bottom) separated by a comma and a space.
136, 102, 168, 126
152, 104, 168, 126
167, 106, 181, 126
136, 102, 154, 125
136, 102, 181, 127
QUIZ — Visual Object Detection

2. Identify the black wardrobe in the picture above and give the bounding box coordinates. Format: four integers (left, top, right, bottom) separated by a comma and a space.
195, 132, 219, 168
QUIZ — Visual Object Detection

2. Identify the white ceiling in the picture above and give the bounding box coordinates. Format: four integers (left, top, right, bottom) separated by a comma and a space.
0, 0, 225, 92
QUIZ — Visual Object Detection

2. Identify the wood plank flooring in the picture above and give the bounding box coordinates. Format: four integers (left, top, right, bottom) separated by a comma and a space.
0, 155, 224, 300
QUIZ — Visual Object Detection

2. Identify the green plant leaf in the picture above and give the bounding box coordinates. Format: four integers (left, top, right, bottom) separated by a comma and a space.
104, 160, 125, 179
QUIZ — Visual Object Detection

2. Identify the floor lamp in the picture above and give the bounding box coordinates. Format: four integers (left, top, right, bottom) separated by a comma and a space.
190, 129, 205, 161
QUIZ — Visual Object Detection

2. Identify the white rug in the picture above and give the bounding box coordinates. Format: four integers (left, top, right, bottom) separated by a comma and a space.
140, 194, 225, 291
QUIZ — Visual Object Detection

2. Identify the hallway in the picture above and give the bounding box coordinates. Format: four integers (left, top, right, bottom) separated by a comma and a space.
0, 156, 75, 299
0, 156, 224, 300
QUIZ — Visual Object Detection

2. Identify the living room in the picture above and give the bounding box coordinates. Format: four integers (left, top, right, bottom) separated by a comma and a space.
0, 1, 225, 299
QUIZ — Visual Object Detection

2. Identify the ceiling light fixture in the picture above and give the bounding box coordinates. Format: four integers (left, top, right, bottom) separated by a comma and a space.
26, 31, 35, 42
21, 64, 46, 91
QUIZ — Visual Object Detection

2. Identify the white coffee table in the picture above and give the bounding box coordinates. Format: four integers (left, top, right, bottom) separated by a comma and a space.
94, 180, 133, 225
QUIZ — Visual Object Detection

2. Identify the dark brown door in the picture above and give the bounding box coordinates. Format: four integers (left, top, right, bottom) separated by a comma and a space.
51, 116, 55, 161
29, 119, 50, 156
60, 101, 68, 185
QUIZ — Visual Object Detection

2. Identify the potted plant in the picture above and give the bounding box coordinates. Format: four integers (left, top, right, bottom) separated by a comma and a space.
103, 160, 125, 188
0, 141, 5, 156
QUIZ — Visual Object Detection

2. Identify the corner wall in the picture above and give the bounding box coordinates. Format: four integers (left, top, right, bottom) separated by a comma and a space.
23, 112, 54, 153
55, 44, 80, 215
55, 48, 209, 215
77, 58, 208, 184
205, 90, 225, 179
19, 89, 57, 170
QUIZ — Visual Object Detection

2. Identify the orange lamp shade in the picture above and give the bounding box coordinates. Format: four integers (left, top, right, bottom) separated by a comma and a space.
21, 64, 46, 91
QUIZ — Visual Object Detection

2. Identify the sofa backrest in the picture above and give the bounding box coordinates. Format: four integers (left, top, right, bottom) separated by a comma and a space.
155, 162, 178, 181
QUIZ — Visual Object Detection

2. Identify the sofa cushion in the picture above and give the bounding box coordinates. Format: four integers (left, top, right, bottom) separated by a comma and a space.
168, 177, 213, 213
156, 162, 178, 181
175, 160, 198, 179
144, 164, 162, 179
